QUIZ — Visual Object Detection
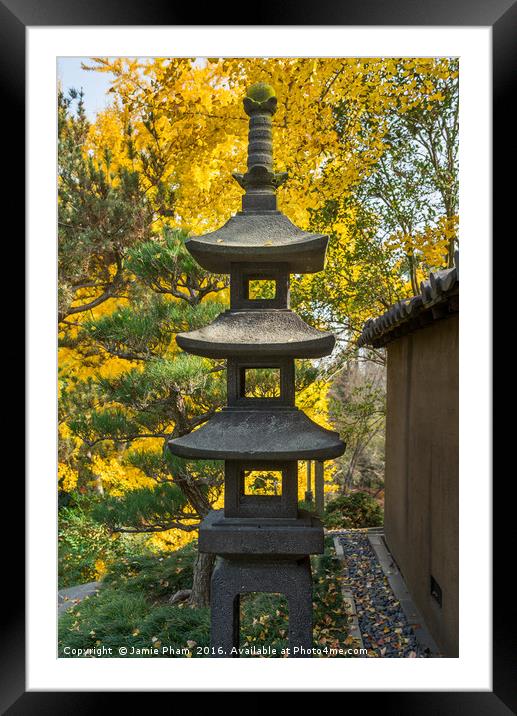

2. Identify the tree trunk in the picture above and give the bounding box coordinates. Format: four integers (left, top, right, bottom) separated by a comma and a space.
188, 551, 215, 608
447, 231, 457, 268
164, 421, 216, 608
408, 254, 419, 296
171, 466, 214, 607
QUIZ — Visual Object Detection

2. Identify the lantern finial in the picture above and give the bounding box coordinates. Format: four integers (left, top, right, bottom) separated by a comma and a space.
233, 83, 287, 210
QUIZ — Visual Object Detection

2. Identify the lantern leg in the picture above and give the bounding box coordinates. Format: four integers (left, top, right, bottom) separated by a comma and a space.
210, 558, 240, 657
285, 556, 313, 657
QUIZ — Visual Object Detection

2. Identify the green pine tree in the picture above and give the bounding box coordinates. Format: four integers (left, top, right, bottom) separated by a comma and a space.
67, 228, 228, 606
58, 87, 154, 327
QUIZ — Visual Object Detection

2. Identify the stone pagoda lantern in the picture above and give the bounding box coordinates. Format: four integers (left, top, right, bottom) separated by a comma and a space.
168, 83, 345, 657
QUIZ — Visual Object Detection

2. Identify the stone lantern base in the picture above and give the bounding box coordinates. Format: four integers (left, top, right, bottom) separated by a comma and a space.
210, 555, 314, 658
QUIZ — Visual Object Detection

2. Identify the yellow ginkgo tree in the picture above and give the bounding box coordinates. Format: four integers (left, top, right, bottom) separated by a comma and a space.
58, 56, 459, 599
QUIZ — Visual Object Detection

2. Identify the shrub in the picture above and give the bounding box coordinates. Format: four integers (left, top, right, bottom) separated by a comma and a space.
58, 493, 146, 588
323, 491, 383, 529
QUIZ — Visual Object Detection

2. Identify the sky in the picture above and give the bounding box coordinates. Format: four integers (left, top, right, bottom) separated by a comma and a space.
57, 57, 114, 121
57, 57, 208, 121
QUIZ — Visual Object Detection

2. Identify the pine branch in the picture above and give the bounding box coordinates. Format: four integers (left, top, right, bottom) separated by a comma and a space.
112, 521, 199, 534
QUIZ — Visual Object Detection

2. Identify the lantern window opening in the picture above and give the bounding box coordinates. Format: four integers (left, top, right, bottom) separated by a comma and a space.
223, 460, 299, 519
227, 357, 295, 406
240, 366, 282, 399
229, 261, 289, 310
246, 277, 277, 301
242, 469, 283, 496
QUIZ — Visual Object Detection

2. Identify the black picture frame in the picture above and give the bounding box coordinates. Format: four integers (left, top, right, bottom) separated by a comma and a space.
10, 0, 506, 710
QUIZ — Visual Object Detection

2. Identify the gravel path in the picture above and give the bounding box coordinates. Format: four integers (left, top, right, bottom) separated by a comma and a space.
58, 581, 102, 616
338, 531, 431, 658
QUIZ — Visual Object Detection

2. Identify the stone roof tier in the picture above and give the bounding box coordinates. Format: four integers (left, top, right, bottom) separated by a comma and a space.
185, 212, 328, 274
176, 309, 335, 358
168, 407, 345, 461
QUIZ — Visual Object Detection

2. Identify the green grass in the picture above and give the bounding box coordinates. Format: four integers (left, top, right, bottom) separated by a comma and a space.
59, 537, 354, 658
